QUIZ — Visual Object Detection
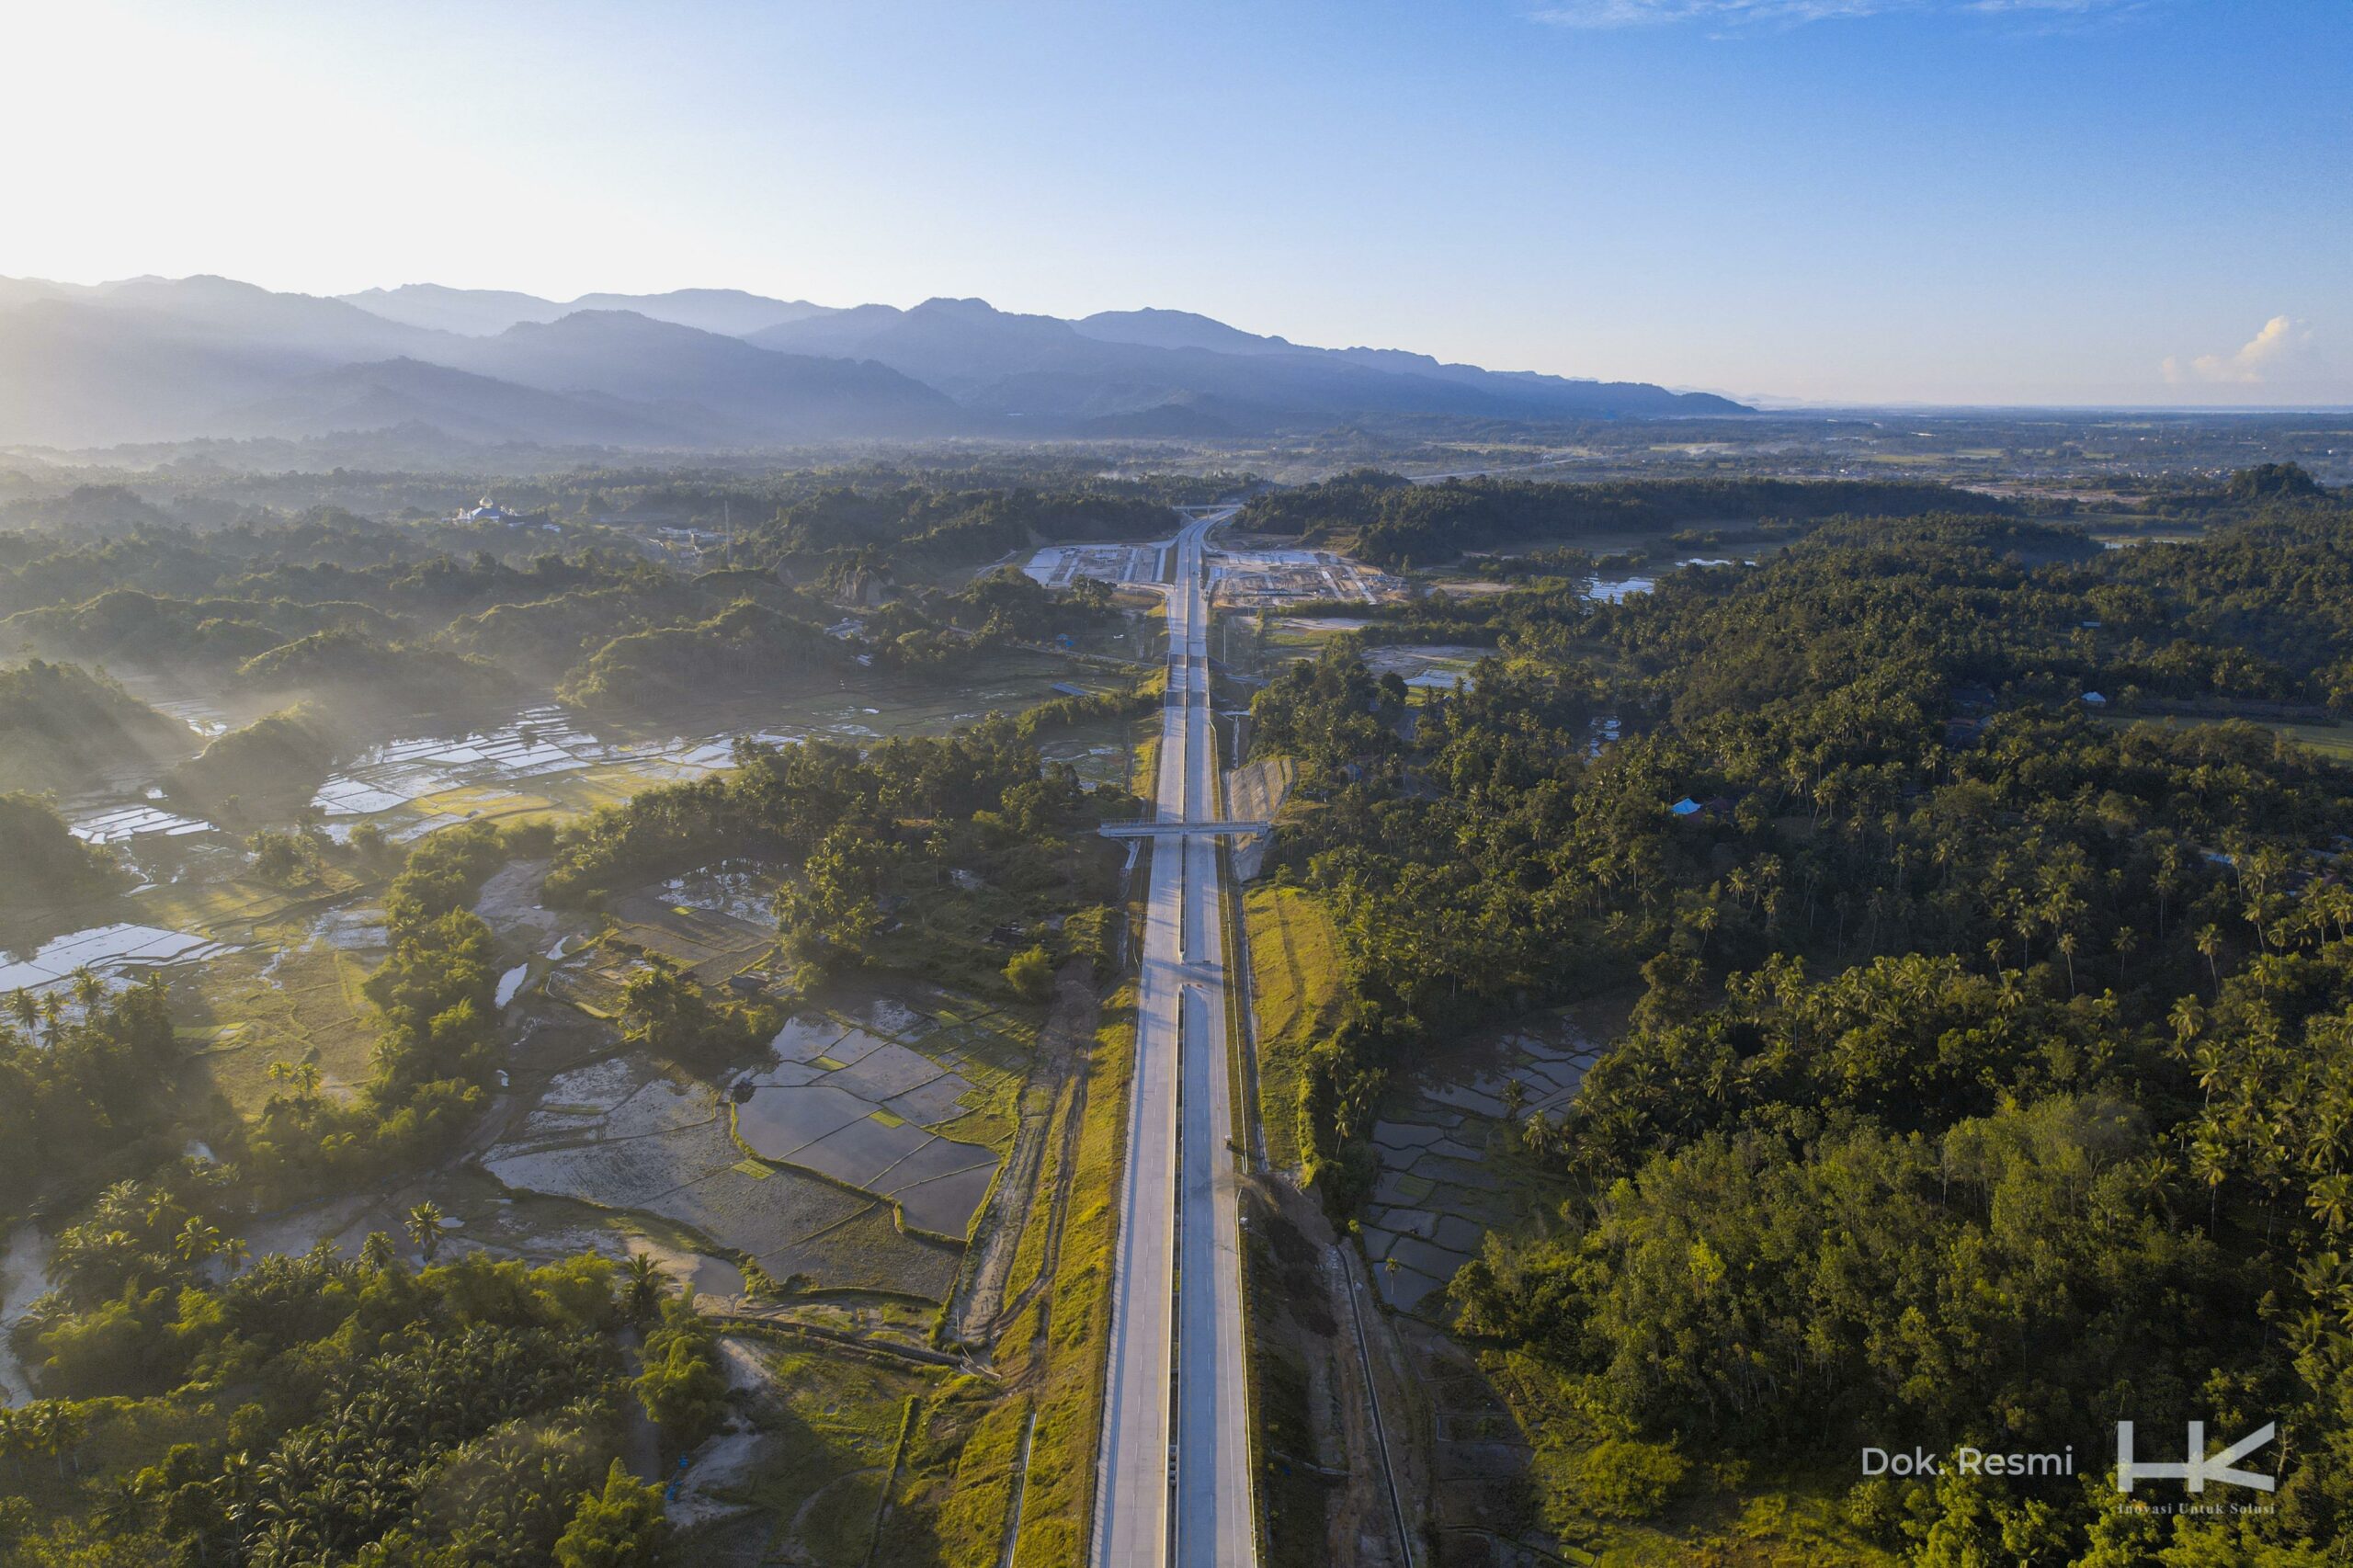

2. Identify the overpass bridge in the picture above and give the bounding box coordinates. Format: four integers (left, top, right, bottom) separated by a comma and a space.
1097, 820, 1269, 840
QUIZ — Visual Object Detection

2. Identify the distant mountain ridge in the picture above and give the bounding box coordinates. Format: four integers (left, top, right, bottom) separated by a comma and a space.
0, 272, 1748, 450
341, 283, 835, 338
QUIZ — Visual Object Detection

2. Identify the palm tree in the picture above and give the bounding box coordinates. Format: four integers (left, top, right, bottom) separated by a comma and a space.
2168, 995, 2204, 1051
2308, 1174, 2352, 1238
267, 1058, 325, 1099
68, 965, 104, 1011
2188, 1135, 2230, 1237
2197, 925, 2223, 995
620, 1253, 667, 1324
1691, 900, 1720, 960
404, 1200, 447, 1265
27, 1403, 84, 1480
358, 1231, 397, 1275
174, 1217, 223, 1267
8, 988, 38, 1034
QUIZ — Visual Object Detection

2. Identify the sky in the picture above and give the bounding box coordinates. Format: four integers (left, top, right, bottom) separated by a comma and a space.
5, 0, 2347, 407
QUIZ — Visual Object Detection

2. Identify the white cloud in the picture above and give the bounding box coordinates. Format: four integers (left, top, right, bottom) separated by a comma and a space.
2162, 315, 2311, 386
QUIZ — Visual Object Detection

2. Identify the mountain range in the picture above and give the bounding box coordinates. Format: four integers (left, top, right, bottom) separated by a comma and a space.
0, 275, 1749, 450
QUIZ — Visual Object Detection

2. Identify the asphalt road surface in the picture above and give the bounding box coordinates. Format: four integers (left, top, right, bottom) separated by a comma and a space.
1093, 511, 1257, 1567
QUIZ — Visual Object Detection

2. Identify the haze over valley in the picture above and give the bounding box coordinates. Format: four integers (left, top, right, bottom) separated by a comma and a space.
4, 5, 2351, 1568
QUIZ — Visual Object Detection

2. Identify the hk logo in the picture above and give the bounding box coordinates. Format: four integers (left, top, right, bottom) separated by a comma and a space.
2116, 1421, 2276, 1494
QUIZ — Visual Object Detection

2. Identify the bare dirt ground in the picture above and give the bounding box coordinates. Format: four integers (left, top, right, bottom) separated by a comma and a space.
944, 959, 1099, 1348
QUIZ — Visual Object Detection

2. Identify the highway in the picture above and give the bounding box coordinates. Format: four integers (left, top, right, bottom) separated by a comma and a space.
1093, 510, 1258, 1568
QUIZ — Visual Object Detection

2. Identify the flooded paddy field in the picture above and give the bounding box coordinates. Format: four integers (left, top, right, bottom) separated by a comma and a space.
1359, 1000, 1623, 1314
1358, 643, 1485, 691
0, 921, 227, 996
1032, 724, 1136, 791
738, 1006, 1003, 1240
484, 960, 1038, 1304
483, 1051, 965, 1301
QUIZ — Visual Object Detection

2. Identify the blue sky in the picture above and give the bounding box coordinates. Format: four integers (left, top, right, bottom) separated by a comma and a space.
7, 0, 2346, 405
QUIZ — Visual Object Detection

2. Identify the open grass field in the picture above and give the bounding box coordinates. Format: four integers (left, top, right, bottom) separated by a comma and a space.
1003, 985, 1135, 1568
2260, 720, 2353, 762
715, 1336, 938, 1565
177, 938, 380, 1116
1131, 733, 1161, 797
131, 867, 368, 945
2095, 710, 2353, 765
873, 1381, 1032, 1568
1243, 885, 1346, 1173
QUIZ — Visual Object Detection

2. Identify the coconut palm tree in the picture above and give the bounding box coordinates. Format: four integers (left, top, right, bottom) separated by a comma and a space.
358, 1231, 397, 1275
620, 1253, 667, 1324
404, 1201, 447, 1265
267, 1058, 324, 1099
2188, 1134, 2230, 1237
175, 1217, 223, 1267
2308, 1173, 2352, 1238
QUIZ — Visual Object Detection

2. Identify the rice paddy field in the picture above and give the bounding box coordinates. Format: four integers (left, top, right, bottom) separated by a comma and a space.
3, 645, 1138, 1566
1358, 999, 1628, 1315
484, 968, 1040, 1304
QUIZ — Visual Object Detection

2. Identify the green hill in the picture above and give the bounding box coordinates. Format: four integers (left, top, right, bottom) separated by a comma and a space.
0, 659, 191, 795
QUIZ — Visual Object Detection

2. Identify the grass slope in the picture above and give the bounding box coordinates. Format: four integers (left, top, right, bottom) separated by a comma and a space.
1243, 884, 1345, 1173
1005, 985, 1135, 1568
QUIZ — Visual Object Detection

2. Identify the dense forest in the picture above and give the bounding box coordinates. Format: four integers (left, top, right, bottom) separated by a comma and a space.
1245, 473, 2353, 1559
0, 486, 1153, 830
4, 1231, 711, 1565
0, 659, 191, 796
1236, 470, 2019, 568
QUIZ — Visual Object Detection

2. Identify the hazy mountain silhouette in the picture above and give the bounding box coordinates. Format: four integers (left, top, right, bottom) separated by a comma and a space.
217, 358, 702, 445
336, 284, 570, 336
0, 272, 1745, 449
438, 311, 966, 438
342, 284, 833, 338
750, 296, 1745, 423
0, 279, 452, 447
1074, 307, 1302, 357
